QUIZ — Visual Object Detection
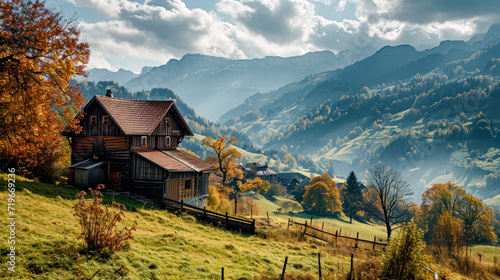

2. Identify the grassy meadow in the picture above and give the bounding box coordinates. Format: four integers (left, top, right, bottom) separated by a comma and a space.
1, 174, 499, 279
0, 174, 359, 279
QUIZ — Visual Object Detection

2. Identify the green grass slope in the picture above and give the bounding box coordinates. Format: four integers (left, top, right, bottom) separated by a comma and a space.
0, 174, 358, 279
250, 194, 388, 242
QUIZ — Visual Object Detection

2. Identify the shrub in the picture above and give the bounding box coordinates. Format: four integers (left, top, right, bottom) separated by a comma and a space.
382, 222, 427, 280
73, 184, 136, 257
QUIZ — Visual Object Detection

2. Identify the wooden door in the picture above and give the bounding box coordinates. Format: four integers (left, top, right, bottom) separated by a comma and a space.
110, 171, 121, 190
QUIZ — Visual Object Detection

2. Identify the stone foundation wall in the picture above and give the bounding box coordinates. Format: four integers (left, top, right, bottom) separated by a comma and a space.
183, 194, 208, 208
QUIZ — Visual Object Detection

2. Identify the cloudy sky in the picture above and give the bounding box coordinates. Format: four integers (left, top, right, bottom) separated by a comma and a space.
45, 0, 500, 73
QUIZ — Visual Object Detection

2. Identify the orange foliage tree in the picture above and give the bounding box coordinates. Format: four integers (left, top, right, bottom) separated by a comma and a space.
302, 174, 342, 216
0, 0, 89, 181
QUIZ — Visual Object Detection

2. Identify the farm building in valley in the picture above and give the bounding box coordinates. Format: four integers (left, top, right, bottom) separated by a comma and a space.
65, 90, 215, 207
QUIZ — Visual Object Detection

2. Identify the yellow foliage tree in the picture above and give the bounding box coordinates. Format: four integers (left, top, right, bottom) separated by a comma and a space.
302, 174, 342, 216
239, 177, 270, 194
421, 181, 496, 247
433, 211, 465, 256
202, 136, 243, 188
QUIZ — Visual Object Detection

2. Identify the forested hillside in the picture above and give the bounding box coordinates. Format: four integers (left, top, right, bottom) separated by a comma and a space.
225, 31, 500, 202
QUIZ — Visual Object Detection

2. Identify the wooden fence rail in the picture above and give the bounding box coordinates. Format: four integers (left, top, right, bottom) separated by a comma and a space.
163, 198, 256, 234
289, 220, 389, 250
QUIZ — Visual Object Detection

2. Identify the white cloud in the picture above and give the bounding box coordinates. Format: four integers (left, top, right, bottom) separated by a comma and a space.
68, 0, 122, 17
63, 0, 499, 71
217, 0, 318, 44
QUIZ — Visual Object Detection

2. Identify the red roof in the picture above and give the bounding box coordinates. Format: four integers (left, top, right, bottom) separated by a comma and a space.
132, 148, 215, 172
91, 96, 192, 136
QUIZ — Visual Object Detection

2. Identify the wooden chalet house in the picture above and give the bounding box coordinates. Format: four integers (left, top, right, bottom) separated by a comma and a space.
66, 90, 215, 207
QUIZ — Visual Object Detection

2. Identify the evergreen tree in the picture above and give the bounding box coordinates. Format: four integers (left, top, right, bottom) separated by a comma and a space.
342, 171, 363, 223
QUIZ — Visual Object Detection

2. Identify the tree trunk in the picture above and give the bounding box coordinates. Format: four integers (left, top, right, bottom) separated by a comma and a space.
386, 223, 392, 240
234, 195, 238, 215
222, 171, 227, 186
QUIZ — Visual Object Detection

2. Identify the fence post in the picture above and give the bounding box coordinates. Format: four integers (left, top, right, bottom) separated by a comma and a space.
372, 236, 377, 252
335, 230, 338, 243
221, 267, 224, 280
302, 221, 308, 238
180, 200, 183, 216
267, 211, 270, 226
310, 216, 313, 226
204, 206, 207, 219
478, 254, 482, 263
355, 232, 359, 249
322, 222, 324, 230
252, 219, 256, 234
318, 253, 322, 280
349, 253, 354, 280
287, 218, 290, 230
281, 256, 288, 280
225, 212, 229, 227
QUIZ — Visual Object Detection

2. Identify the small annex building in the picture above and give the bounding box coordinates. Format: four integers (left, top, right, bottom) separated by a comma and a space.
65, 91, 215, 207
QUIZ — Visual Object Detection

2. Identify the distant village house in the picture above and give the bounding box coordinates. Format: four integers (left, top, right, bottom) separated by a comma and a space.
238, 162, 278, 183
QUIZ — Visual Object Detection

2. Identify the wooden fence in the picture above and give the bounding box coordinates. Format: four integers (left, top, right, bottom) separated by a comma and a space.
289, 219, 389, 252
163, 198, 256, 234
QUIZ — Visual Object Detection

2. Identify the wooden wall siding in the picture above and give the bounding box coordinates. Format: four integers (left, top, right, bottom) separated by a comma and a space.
131, 135, 178, 149
133, 180, 163, 201
79, 101, 123, 137
71, 136, 130, 190
134, 154, 164, 180
71, 137, 94, 163
104, 137, 130, 190
164, 172, 207, 201
152, 111, 187, 136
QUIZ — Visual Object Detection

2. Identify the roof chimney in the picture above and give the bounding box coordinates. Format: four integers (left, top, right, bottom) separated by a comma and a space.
106, 89, 113, 97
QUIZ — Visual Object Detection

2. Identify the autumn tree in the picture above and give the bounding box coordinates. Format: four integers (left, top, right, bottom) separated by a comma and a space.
432, 211, 465, 256
421, 182, 466, 242
0, 0, 89, 181
239, 177, 270, 194
367, 165, 413, 240
341, 171, 363, 223
302, 174, 342, 216
462, 194, 496, 244
202, 135, 243, 213
421, 182, 496, 247
202, 136, 242, 188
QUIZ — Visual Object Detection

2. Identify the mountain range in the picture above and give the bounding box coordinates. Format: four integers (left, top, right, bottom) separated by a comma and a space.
83, 46, 376, 120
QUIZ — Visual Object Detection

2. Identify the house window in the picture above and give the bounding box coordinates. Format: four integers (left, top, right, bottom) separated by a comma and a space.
165, 118, 170, 126
102, 115, 109, 126
90, 115, 97, 126
141, 136, 147, 147
185, 180, 191, 189
165, 136, 171, 147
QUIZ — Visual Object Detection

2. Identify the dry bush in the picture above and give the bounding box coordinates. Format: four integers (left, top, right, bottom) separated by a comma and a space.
382, 222, 427, 280
350, 258, 382, 280
73, 184, 136, 257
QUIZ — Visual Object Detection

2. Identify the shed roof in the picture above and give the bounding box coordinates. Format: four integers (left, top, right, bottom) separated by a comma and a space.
132, 148, 215, 172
